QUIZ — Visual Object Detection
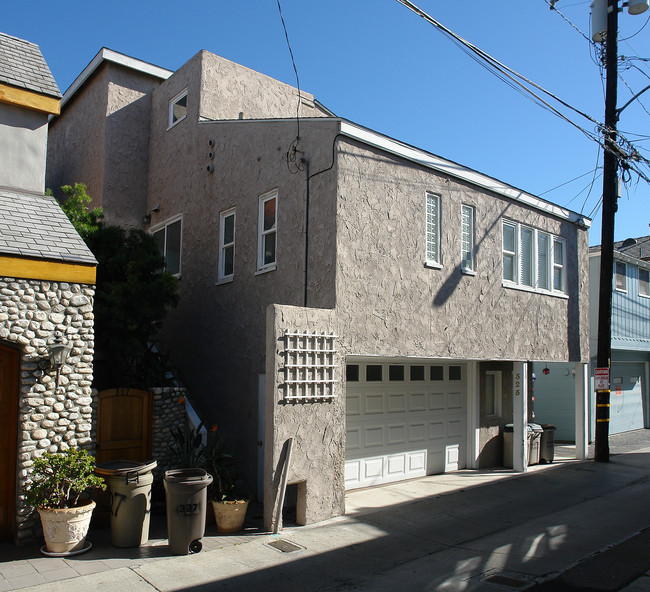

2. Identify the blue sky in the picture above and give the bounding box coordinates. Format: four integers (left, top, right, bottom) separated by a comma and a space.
4, 0, 649, 245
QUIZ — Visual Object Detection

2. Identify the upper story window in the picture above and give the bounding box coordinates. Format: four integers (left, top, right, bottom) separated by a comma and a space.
218, 208, 235, 283
615, 261, 627, 292
152, 215, 182, 276
461, 204, 475, 273
168, 88, 188, 129
257, 190, 277, 273
639, 267, 649, 298
425, 192, 441, 268
502, 220, 566, 296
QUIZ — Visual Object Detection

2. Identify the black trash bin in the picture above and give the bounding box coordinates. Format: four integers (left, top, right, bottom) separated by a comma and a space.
539, 424, 557, 463
164, 468, 213, 555
95, 460, 157, 547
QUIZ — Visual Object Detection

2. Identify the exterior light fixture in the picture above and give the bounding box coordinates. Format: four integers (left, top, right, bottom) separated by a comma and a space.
543, 366, 551, 376
49, 332, 71, 388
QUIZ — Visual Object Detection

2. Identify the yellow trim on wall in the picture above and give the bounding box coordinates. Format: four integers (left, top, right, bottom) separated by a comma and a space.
0, 256, 96, 284
0, 83, 61, 115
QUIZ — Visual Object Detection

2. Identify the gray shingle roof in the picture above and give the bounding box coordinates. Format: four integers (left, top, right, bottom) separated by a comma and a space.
615, 235, 650, 261
0, 188, 96, 265
0, 32, 61, 98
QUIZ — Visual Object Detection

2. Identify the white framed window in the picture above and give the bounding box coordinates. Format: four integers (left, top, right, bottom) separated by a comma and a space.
615, 261, 627, 292
502, 220, 566, 295
485, 371, 502, 417
425, 192, 441, 267
257, 189, 277, 272
152, 215, 182, 276
639, 267, 649, 298
168, 88, 188, 129
218, 208, 236, 283
461, 204, 475, 273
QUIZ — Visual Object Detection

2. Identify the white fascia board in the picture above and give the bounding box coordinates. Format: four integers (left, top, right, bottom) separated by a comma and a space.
339, 120, 590, 227
59, 48, 172, 111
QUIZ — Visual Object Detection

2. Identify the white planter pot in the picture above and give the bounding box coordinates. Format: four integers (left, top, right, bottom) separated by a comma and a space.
38, 500, 95, 554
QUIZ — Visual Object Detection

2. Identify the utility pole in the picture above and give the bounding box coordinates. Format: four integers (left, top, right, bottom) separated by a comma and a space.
592, 0, 647, 462
594, 0, 618, 463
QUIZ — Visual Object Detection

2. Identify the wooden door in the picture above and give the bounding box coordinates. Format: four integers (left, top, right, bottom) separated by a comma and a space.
96, 389, 153, 464
0, 345, 18, 542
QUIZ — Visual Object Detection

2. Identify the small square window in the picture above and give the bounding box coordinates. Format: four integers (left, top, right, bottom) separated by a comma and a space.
346, 364, 360, 382
168, 89, 188, 129
410, 365, 425, 381
430, 366, 444, 381
389, 365, 405, 381
366, 365, 383, 382
449, 366, 462, 381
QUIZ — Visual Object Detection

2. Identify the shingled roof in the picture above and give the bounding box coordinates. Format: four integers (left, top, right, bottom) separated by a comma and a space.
0, 32, 61, 98
0, 188, 96, 265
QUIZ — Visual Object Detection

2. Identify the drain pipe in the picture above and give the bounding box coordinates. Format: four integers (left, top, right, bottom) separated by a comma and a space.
303, 158, 310, 307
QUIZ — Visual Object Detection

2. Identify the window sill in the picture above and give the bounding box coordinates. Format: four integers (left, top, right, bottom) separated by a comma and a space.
502, 281, 568, 299
255, 264, 277, 276
461, 268, 477, 276
216, 276, 234, 286
424, 261, 442, 270
167, 115, 186, 131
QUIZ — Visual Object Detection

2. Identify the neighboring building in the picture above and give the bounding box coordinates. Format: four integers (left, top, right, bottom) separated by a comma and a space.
47, 47, 591, 531
0, 32, 97, 543
534, 236, 650, 441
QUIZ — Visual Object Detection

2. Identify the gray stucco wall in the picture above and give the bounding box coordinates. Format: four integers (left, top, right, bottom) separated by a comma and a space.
334, 137, 590, 364
47, 63, 162, 228
0, 103, 48, 194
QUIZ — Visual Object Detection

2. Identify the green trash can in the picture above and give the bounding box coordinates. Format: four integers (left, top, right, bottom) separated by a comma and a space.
95, 460, 157, 547
164, 468, 213, 555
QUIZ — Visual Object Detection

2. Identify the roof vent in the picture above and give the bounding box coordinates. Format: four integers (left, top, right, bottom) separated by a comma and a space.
622, 238, 638, 248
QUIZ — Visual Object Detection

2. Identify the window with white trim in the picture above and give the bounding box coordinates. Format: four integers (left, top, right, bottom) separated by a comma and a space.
218, 208, 235, 283
639, 267, 649, 298
257, 190, 277, 272
615, 261, 627, 292
461, 204, 475, 273
502, 220, 566, 295
425, 192, 441, 267
152, 215, 182, 276
168, 88, 187, 129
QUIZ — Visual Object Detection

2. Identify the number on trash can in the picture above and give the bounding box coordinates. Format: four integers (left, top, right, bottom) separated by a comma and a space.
176, 503, 199, 515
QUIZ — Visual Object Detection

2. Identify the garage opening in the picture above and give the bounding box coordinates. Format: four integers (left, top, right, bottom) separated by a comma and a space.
344, 358, 468, 490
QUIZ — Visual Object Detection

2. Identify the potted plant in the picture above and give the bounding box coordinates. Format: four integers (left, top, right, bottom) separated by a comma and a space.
203, 431, 251, 534
23, 447, 106, 554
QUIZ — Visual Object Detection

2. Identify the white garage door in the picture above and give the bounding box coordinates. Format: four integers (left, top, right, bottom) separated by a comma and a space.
345, 359, 467, 490
609, 362, 646, 435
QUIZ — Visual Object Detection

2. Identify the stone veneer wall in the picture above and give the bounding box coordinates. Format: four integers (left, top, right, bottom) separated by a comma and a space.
0, 277, 95, 543
151, 386, 188, 478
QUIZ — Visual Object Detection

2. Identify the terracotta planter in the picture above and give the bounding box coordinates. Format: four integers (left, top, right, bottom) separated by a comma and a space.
38, 500, 95, 553
211, 499, 249, 534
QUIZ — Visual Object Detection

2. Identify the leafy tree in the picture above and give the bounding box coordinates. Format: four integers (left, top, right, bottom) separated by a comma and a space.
54, 184, 179, 387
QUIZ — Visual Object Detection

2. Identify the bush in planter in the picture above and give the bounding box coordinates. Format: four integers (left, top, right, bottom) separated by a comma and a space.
202, 430, 251, 534
24, 448, 106, 553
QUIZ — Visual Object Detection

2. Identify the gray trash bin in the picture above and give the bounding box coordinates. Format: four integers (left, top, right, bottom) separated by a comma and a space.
540, 424, 557, 463
95, 460, 157, 547
164, 468, 213, 555
528, 424, 543, 465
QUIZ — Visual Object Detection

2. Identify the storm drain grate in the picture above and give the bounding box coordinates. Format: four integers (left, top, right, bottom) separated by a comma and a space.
483, 574, 530, 589
268, 539, 302, 553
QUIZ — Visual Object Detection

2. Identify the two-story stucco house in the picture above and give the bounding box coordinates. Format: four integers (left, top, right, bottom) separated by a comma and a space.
47, 47, 591, 531
0, 32, 97, 544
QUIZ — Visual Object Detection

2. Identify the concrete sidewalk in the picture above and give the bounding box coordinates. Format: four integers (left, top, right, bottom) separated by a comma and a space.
3, 432, 650, 591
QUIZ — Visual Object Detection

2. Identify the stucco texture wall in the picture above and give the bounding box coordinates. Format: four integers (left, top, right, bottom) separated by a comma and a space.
265, 304, 345, 531
334, 137, 589, 364
146, 107, 340, 489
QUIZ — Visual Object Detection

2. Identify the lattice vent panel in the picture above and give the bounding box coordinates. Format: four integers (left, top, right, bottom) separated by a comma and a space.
282, 331, 337, 401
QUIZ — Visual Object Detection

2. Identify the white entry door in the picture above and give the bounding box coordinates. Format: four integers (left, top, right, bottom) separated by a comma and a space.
345, 359, 467, 490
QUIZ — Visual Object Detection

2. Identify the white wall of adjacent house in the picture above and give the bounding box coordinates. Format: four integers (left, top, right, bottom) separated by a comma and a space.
0, 103, 47, 193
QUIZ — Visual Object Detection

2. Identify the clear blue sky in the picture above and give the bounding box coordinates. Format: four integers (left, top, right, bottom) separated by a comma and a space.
5, 0, 649, 245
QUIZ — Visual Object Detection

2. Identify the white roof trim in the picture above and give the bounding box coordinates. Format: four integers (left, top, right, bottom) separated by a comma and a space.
59, 48, 172, 111
339, 121, 590, 226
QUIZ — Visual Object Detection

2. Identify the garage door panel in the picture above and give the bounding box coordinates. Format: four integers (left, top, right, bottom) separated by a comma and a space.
346, 360, 467, 490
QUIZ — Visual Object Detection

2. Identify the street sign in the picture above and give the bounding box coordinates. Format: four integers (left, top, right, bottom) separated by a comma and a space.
595, 367, 610, 391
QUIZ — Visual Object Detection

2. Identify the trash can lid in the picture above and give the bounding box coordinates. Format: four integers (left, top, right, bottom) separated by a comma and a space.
95, 459, 157, 477
504, 424, 514, 432
540, 424, 557, 430
529, 423, 543, 432
164, 468, 212, 484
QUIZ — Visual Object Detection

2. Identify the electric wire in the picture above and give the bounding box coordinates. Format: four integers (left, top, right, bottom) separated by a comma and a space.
538, 168, 599, 195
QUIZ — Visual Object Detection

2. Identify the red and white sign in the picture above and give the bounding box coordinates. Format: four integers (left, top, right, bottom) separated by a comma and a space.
595, 368, 610, 391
